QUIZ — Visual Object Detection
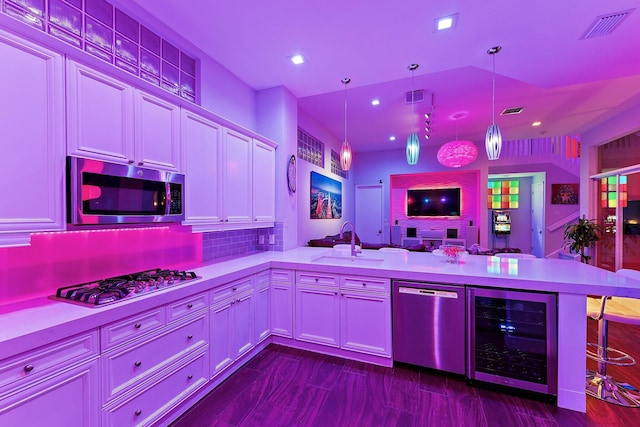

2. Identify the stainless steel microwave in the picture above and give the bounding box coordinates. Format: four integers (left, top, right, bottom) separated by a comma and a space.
67, 157, 185, 225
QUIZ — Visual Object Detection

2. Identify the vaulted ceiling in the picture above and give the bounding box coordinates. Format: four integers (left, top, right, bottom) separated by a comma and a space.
129, 0, 640, 153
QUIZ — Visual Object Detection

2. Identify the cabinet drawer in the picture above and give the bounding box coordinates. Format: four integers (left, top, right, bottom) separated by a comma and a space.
101, 307, 165, 351
103, 349, 207, 427
210, 276, 253, 303
296, 271, 338, 287
255, 270, 270, 290
340, 276, 390, 293
102, 314, 207, 402
0, 330, 98, 395
166, 293, 208, 323
271, 269, 293, 284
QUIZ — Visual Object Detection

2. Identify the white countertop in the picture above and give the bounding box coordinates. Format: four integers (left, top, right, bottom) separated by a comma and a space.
2, 247, 640, 360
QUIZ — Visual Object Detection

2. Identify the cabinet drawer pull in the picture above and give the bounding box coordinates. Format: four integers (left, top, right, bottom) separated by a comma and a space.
134, 361, 142, 367
135, 409, 142, 416
137, 161, 144, 166
23, 364, 34, 373
314, 278, 319, 282
232, 287, 237, 291
362, 283, 367, 287
187, 374, 193, 379
128, 159, 134, 164
187, 303, 193, 309
187, 334, 193, 339
134, 323, 141, 329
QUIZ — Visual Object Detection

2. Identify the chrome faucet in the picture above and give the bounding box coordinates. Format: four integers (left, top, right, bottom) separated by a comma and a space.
339, 221, 361, 257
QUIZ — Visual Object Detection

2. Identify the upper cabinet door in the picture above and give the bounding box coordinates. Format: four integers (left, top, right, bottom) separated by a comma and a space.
222, 129, 253, 224
134, 90, 181, 172
66, 60, 134, 163
0, 30, 65, 240
252, 140, 276, 223
181, 110, 223, 224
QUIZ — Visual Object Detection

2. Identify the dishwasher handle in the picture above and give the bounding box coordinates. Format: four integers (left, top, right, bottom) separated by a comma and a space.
398, 287, 459, 298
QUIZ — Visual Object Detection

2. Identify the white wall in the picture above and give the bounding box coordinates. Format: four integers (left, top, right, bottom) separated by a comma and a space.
486, 177, 532, 252
256, 86, 299, 250
297, 109, 354, 246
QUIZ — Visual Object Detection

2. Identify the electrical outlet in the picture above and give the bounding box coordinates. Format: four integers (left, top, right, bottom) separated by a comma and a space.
269, 234, 275, 245
259, 235, 265, 244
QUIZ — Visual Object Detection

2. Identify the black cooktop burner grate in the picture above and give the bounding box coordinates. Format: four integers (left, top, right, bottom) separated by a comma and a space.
55, 267, 200, 306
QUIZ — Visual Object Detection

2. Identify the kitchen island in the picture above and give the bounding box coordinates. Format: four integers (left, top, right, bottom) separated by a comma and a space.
2, 247, 640, 422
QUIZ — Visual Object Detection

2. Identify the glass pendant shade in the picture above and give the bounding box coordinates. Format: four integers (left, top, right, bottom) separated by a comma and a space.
437, 140, 478, 168
340, 140, 352, 171
406, 132, 420, 165
485, 123, 502, 160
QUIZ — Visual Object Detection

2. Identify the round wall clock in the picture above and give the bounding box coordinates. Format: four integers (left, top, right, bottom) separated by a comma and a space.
287, 155, 297, 193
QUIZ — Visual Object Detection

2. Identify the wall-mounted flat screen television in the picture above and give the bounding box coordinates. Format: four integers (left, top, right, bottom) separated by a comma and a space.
407, 188, 461, 217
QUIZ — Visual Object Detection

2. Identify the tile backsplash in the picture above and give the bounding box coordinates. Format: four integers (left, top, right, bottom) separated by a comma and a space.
202, 222, 283, 261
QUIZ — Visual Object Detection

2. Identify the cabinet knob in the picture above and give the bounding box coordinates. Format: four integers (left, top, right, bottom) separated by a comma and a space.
362, 283, 367, 287
134, 361, 142, 367
225, 219, 229, 222
232, 287, 237, 291
187, 303, 193, 309
231, 300, 235, 305
137, 161, 144, 166
187, 374, 193, 380
134, 323, 141, 329
187, 334, 193, 339
23, 364, 34, 373
135, 409, 142, 416
220, 219, 224, 222
314, 278, 318, 282
128, 159, 134, 164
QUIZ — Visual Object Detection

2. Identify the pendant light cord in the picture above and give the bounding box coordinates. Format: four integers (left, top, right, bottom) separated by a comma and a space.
491, 54, 496, 125
344, 80, 348, 142
411, 69, 415, 133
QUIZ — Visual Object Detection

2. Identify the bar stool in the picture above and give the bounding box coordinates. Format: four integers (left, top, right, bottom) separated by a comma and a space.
586, 268, 640, 406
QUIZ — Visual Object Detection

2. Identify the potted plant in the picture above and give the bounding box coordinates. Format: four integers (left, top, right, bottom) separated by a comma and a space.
563, 215, 602, 264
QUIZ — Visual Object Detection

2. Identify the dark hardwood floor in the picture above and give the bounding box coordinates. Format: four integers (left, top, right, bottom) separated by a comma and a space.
172, 319, 640, 427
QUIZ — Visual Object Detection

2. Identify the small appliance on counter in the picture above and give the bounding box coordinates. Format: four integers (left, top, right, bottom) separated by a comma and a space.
55, 268, 200, 306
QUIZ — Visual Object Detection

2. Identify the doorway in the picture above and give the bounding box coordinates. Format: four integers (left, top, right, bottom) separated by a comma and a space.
355, 184, 383, 244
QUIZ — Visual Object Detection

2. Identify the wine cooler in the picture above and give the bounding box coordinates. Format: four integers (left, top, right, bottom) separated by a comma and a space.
467, 287, 557, 395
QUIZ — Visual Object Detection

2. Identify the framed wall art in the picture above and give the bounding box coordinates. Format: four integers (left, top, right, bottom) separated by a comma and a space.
310, 171, 342, 219
551, 183, 579, 204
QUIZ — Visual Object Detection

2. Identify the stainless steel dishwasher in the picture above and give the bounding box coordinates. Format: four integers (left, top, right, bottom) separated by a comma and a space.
392, 281, 465, 375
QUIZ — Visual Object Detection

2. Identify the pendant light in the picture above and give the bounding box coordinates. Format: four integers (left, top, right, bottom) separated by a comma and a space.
438, 120, 478, 168
406, 64, 420, 165
340, 77, 352, 171
485, 46, 502, 160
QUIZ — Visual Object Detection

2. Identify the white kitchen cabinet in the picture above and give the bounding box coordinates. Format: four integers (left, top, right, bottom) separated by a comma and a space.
209, 277, 255, 378
0, 330, 100, 426
134, 90, 181, 171
254, 271, 271, 343
222, 128, 253, 225
0, 30, 66, 244
295, 272, 340, 347
270, 269, 293, 338
340, 291, 391, 357
0, 359, 100, 426
66, 59, 134, 163
294, 272, 392, 357
102, 348, 207, 427
252, 139, 276, 223
181, 110, 223, 225
67, 60, 181, 172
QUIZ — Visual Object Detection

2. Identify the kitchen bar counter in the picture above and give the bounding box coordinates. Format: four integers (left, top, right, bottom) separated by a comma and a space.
3, 247, 640, 413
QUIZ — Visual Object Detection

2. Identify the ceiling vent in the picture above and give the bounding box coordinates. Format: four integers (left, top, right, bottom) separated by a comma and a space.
405, 90, 424, 104
501, 107, 524, 115
581, 9, 634, 39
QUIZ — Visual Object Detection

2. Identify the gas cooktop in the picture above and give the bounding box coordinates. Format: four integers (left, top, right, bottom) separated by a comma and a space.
55, 268, 200, 307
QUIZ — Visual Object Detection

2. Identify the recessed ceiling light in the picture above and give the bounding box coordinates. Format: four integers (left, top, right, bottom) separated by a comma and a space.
290, 54, 305, 65
532, 121, 542, 127
371, 99, 380, 106
434, 14, 458, 31
389, 136, 396, 141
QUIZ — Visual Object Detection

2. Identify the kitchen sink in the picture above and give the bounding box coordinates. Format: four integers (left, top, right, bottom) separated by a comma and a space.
311, 255, 385, 266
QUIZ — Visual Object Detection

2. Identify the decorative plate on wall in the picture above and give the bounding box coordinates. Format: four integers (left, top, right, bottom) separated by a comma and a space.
287, 155, 297, 193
